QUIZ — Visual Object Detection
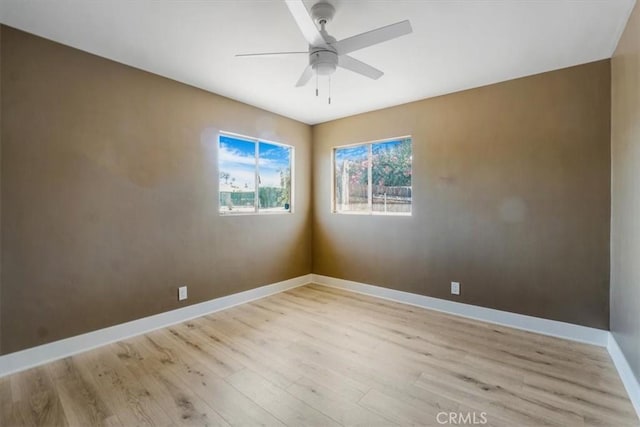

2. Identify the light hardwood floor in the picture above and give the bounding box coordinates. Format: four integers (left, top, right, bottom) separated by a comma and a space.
1, 284, 638, 426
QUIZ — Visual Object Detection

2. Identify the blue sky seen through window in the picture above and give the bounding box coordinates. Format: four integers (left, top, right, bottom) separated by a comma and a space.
219, 135, 256, 191
259, 142, 290, 188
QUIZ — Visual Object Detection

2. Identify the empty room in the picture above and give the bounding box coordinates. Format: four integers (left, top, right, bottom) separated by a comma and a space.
0, 0, 639, 425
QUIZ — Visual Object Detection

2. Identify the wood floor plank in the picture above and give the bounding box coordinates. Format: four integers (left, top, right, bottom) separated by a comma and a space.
359, 387, 442, 426
73, 348, 175, 426
189, 316, 305, 389
46, 358, 115, 427
415, 368, 585, 426
226, 368, 341, 427
119, 335, 286, 426
109, 342, 230, 426
0, 375, 25, 427
159, 325, 243, 379
522, 375, 639, 426
243, 298, 429, 383
286, 375, 395, 426
294, 361, 371, 402
1, 284, 637, 426
11, 366, 69, 427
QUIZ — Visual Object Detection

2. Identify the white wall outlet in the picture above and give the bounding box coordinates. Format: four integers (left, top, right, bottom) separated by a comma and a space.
451, 281, 460, 295
178, 286, 188, 301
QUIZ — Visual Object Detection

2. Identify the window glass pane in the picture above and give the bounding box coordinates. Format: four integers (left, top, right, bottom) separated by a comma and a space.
335, 145, 369, 212
219, 135, 256, 214
259, 142, 292, 212
371, 138, 412, 214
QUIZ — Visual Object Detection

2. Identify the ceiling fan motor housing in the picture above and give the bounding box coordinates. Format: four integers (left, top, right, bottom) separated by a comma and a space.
310, 49, 338, 75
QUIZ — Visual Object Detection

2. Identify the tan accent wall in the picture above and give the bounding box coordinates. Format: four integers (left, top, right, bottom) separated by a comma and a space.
313, 60, 611, 329
0, 26, 312, 354
0, 23, 616, 354
611, 2, 640, 379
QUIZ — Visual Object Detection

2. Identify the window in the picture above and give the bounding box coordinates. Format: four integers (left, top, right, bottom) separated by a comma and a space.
334, 137, 412, 215
218, 133, 293, 214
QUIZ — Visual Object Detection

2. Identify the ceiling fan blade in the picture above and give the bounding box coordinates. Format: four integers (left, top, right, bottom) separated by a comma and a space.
338, 55, 383, 80
285, 0, 326, 47
236, 51, 308, 57
295, 65, 314, 87
334, 20, 412, 55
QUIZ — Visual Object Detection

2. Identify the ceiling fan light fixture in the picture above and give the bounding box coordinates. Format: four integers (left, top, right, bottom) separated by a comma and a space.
311, 50, 338, 75
313, 62, 337, 76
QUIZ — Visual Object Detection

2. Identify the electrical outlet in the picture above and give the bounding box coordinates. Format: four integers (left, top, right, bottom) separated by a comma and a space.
451, 281, 460, 295
178, 286, 188, 301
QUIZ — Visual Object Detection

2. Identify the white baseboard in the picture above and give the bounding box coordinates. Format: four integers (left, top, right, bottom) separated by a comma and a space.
311, 274, 609, 347
608, 333, 640, 419
0, 274, 312, 378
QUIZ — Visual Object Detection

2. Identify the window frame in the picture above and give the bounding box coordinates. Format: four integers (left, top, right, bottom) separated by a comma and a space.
332, 136, 412, 216
218, 131, 295, 216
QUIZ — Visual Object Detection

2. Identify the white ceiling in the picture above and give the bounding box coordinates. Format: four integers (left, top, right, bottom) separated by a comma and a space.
0, 0, 636, 125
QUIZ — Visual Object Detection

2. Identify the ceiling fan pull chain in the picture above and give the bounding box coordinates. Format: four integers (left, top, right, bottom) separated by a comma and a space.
328, 75, 332, 105
316, 71, 319, 97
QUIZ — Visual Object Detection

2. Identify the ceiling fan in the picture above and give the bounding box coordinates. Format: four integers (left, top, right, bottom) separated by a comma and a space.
236, 1, 413, 101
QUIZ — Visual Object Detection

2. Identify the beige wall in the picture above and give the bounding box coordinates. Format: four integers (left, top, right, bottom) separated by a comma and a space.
0, 24, 617, 355
0, 26, 312, 354
313, 60, 611, 329
611, 2, 640, 380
